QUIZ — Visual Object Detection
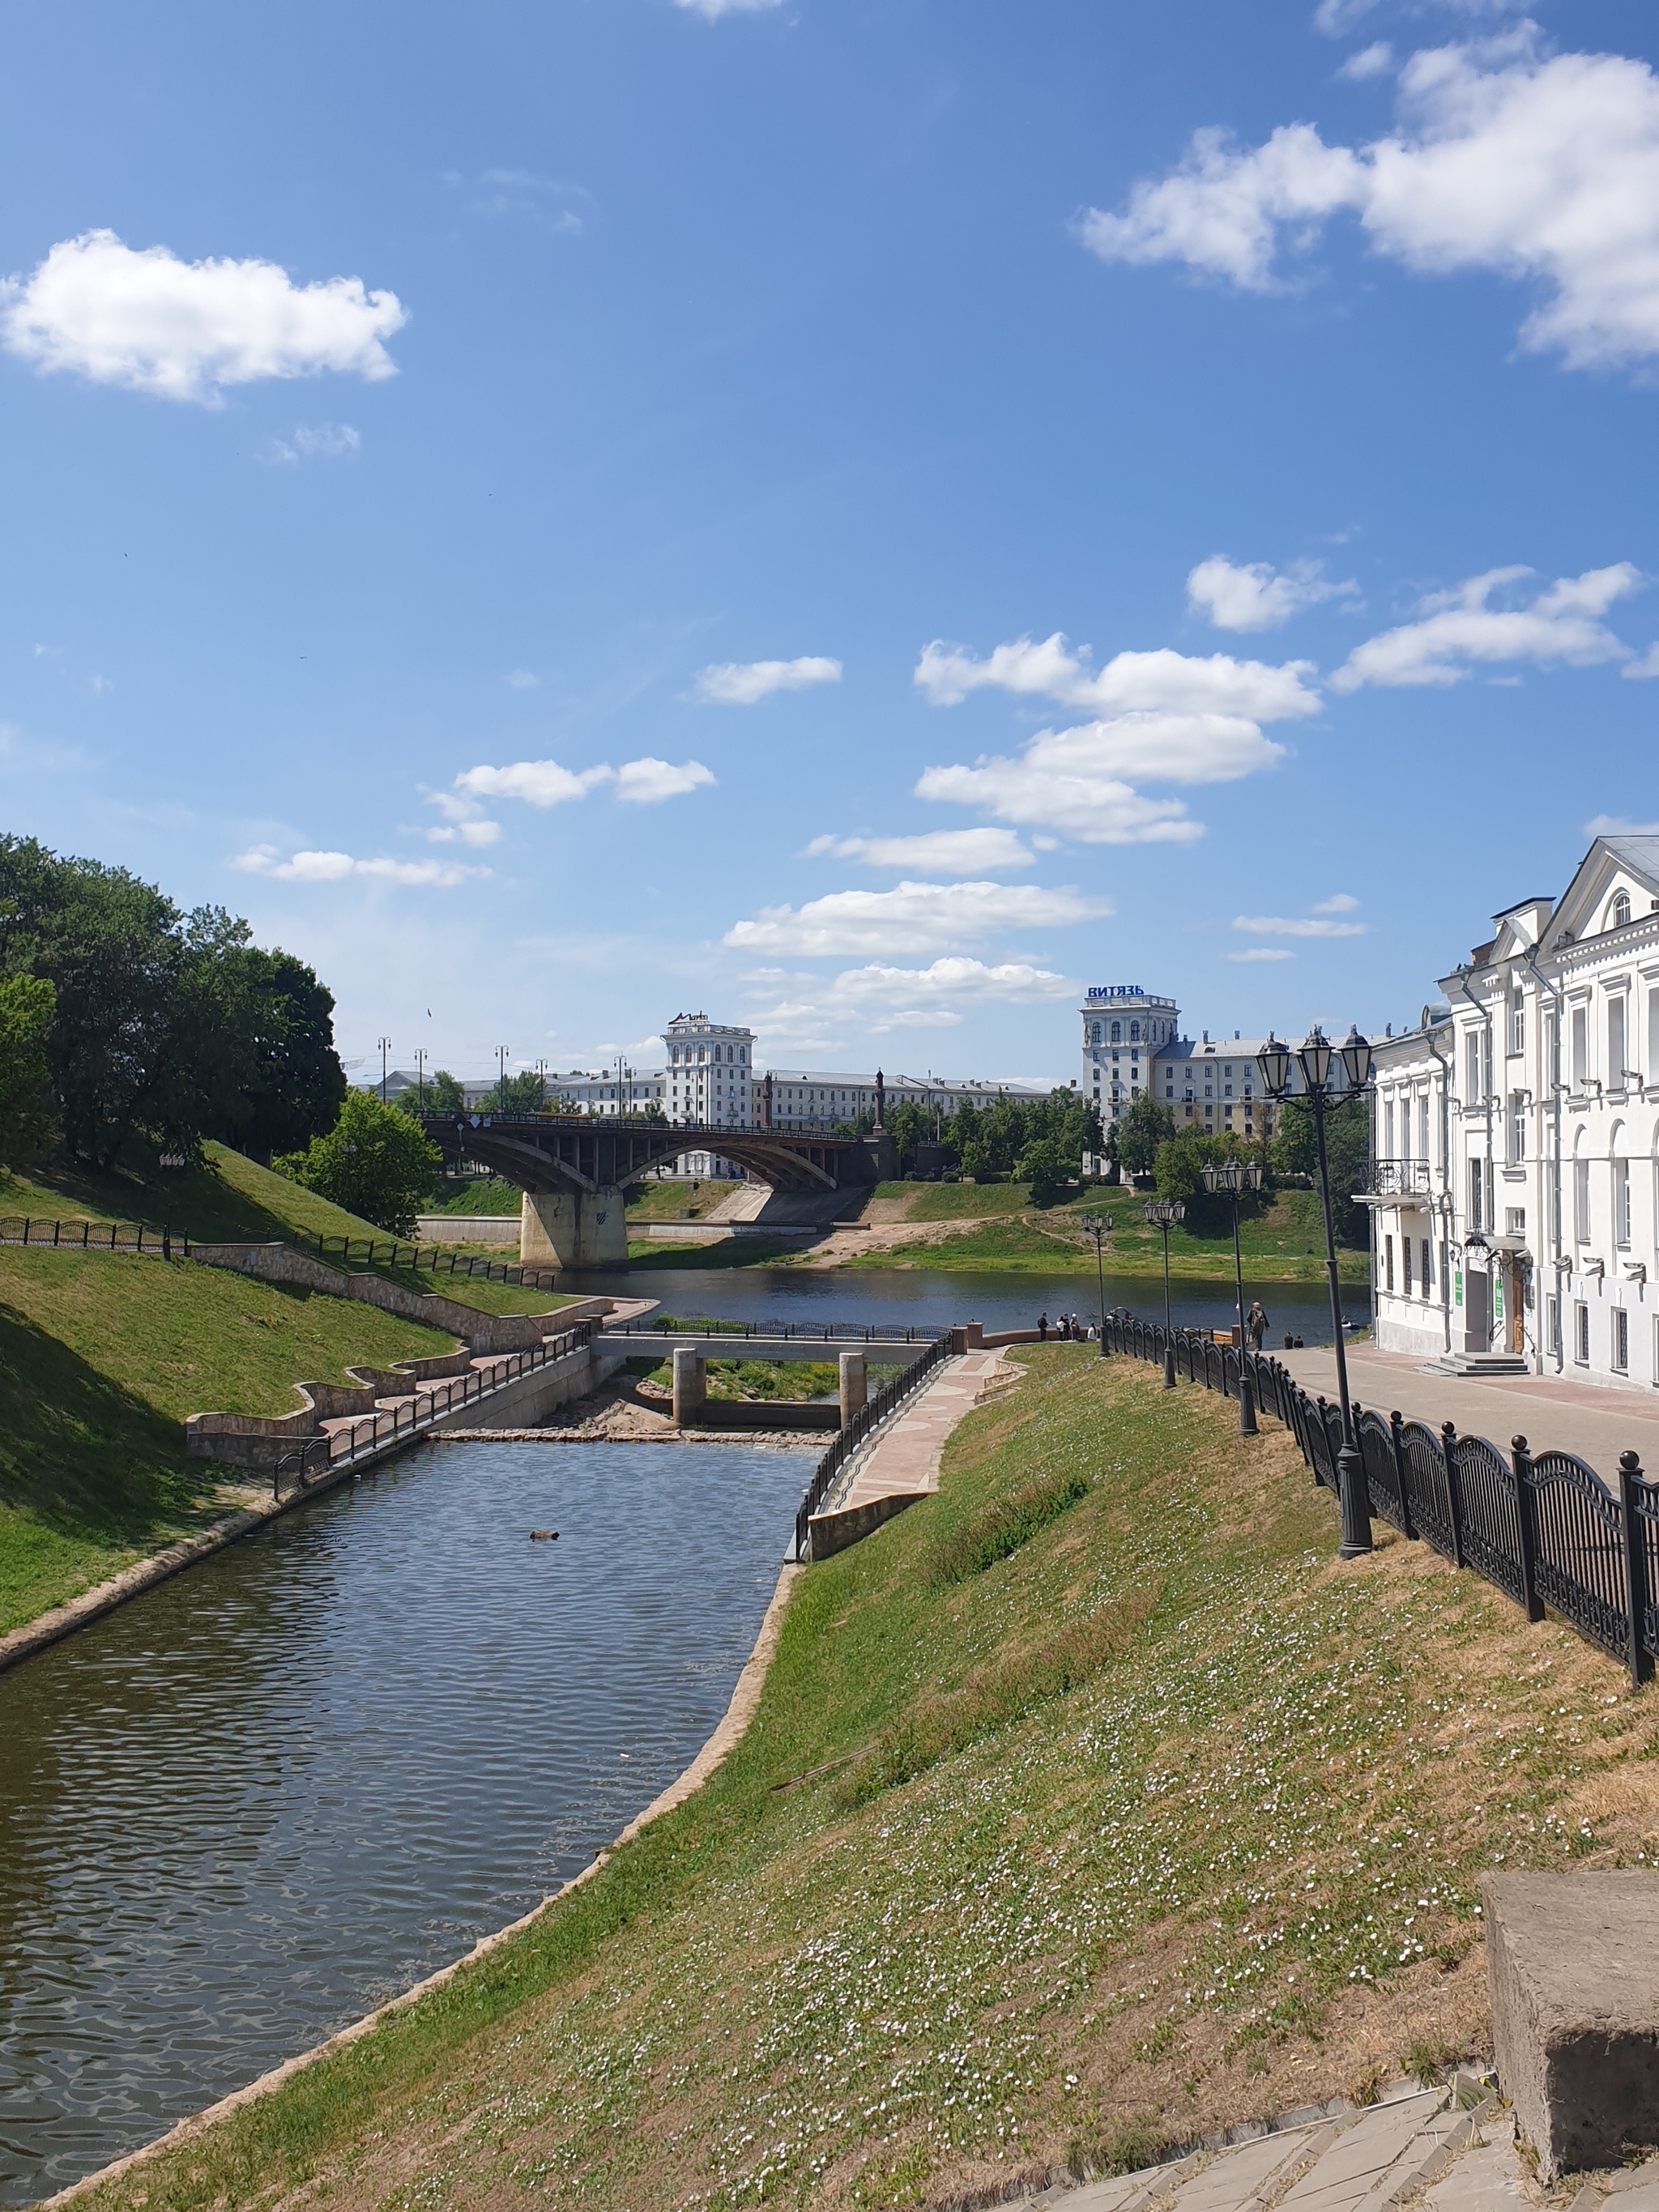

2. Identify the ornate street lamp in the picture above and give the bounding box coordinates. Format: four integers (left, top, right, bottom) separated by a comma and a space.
1201, 1156, 1265, 1435
1142, 1198, 1185, 1387
1256, 1025, 1375, 1558
1078, 1213, 1111, 1357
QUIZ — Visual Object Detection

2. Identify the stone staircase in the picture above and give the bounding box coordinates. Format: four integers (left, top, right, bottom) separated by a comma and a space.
1020, 2081, 1621, 2212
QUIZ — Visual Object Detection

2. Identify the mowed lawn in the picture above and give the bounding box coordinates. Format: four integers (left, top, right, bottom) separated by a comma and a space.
0, 1250, 460, 1636
72, 1348, 1659, 2212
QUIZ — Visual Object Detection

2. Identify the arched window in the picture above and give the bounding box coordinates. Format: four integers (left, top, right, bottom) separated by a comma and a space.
1110, 1021, 1121, 1043
1129, 1021, 1141, 1042
1611, 891, 1632, 930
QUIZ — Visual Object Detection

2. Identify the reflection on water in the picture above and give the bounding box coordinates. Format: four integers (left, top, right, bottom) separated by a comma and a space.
0, 1439, 809, 2205
587, 1263, 1370, 1345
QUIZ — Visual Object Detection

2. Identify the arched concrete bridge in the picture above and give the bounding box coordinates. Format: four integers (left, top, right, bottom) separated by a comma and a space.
417, 1114, 897, 1268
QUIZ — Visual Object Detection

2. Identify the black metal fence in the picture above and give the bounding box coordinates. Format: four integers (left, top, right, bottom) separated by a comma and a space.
606, 1316, 947, 1346
793, 1333, 954, 1562
1102, 1314, 1659, 1690
293, 1232, 565, 1292
269, 1322, 593, 1498
0, 1216, 189, 1255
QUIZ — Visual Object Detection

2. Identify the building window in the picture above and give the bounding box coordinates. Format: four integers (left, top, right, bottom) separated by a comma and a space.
1509, 1093, 1525, 1165
1402, 1237, 1413, 1295
1547, 1294, 1560, 1360
1384, 1234, 1395, 1292
1615, 1157, 1632, 1246
1129, 1021, 1141, 1042
1576, 1302, 1591, 1364
1421, 1238, 1432, 1295
1575, 1154, 1591, 1242
1572, 1005, 1589, 1090
1384, 1098, 1396, 1155
1469, 1158, 1485, 1234
1465, 1031, 1482, 1106
1505, 1208, 1526, 1237
1545, 1009, 1559, 1091
1614, 1307, 1631, 1373
1612, 891, 1632, 930
1510, 982, 1525, 1056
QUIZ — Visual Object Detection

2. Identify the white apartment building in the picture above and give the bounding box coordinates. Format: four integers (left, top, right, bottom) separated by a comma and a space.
757, 1069, 1051, 1130
1079, 986, 1277, 1142
1369, 834, 1659, 1392
663, 1012, 753, 1130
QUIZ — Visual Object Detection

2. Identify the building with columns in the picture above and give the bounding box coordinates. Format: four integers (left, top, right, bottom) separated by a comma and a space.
1367, 833, 1659, 1392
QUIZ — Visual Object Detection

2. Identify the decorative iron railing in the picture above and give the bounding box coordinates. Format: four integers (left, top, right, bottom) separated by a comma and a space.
1363, 1160, 1435, 1198
1099, 1314, 1659, 1688
0, 1216, 189, 1255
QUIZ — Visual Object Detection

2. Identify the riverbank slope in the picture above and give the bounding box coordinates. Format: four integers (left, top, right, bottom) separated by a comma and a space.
0, 1144, 576, 1637
62, 1348, 1657, 2212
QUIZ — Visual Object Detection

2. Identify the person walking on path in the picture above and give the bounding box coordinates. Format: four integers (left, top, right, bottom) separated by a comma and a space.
1037, 1311, 1049, 1340
1246, 1300, 1269, 1353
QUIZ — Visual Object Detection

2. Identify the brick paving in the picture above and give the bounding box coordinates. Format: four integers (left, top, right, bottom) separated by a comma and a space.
831, 1349, 1015, 1515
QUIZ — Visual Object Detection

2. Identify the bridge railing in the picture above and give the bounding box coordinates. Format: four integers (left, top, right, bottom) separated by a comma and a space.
603, 1315, 947, 1345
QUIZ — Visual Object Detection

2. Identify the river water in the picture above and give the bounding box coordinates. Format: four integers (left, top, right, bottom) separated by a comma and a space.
0, 1438, 811, 2206
582, 1262, 1371, 1344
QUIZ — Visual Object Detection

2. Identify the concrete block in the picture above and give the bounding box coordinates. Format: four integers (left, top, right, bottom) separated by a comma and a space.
672, 1347, 706, 1426
1485, 1872, 1659, 2179
839, 1351, 868, 1426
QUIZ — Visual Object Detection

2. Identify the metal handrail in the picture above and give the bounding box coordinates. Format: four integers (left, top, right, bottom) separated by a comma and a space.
792, 1334, 953, 1561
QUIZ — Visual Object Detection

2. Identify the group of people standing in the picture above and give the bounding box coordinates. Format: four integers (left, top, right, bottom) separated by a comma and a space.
1035, 1299, 1275, 1350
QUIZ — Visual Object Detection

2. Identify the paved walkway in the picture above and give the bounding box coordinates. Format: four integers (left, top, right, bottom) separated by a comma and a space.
1026, 2090, 1645, 2212
1278, 1345, 1659, 1471
830, 1349, 1013, 1515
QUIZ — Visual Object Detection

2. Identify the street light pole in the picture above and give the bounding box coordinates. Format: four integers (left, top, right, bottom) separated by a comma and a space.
1142, 1198, 1184, 1387
1079, 1213, 1111, 1357
377, 1036, 391, 1104
1258, 1026, 1375, 1558
415, 1046, 428, 1110
497, 1045, 509, 1113
1201, 1157, 1264, 1436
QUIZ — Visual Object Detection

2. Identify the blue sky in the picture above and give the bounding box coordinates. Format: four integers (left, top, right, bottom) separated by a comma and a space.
4, 0, 1659, 1089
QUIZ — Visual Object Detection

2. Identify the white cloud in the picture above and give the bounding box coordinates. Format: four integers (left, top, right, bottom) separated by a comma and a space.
1315, 0, 1381, 31
911, 624, 1314, 846
1225, 947, 1297, 961
1233, 912, 1368, 938
1077, 32, 1659, 373
723, 879, 1110, 957
914, 632, 1319, 721
1186, 554, 1357, 632
504, 669, 540, 689
1311, 891, 1361, 913
232, 844, 483, 888
675, 0, 781, 16
693, 654, 841, 705
1622, 644, 1659, 680
263, 421, 360, 466
1331, 563, 1641, 689
745, 956, 1076, 1041
804, 828, 1034, 874
454, 758, 612, 808
1584, 813, 1659, 835
1339, 42, 1395, 81
471, 171, 590, 234
428, 818, 501, 848
449, 755, 713, 810
2, 230, 407, 405
614, 756, 715, 803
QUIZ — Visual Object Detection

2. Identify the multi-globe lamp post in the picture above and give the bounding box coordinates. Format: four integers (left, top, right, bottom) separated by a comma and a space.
1077, 1213, 1111, 1357
1200, 1156, 1264, 1436
1255, 1024, 1376, 1559
1142, 1198, 1185, 1388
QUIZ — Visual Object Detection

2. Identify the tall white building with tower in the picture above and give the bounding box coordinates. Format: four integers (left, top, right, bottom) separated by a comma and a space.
1079, 986, 1180, 1118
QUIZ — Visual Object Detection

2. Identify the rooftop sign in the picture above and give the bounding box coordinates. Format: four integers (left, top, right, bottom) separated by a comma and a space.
1086, 984, 1147, 999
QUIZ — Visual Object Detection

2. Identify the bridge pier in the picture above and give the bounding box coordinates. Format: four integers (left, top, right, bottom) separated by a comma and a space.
838, 1352, 868, 1426
672, 1347, 706, 1426
519, 1187, 629, 1270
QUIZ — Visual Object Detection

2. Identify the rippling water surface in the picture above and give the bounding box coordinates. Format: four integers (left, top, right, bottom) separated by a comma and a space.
0, 1438, 809, 2205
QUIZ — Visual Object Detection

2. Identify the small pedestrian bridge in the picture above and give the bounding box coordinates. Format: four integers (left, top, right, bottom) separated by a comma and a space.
417, 1113, 895, 1268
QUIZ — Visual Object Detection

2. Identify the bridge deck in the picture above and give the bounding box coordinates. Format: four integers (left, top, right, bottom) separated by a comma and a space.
595, 1330, 937, 1364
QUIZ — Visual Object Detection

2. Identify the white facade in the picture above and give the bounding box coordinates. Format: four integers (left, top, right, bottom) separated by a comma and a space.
663, 1012, 753, 1129
1080, 987, 1179, 1118
1369, 835, 1659, 1393
1154, 1033, 1279, 1144
757, 1068, 1052, 1130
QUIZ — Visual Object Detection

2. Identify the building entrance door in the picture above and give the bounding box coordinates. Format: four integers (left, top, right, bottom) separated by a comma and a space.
1464, 1265, 1491, 1354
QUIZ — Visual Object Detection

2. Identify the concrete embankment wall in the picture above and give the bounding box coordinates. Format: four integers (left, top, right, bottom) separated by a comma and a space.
189, 1241, 570, 1351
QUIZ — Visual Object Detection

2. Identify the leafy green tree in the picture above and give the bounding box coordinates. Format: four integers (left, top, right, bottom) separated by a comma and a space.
0, 974, 56, 1166
1272, 1093, 1371, 1246
208, 946, 345, 1164
1115, 1094, 1177, 1178
280, 1089, 443, 1235
1020, 1135, 1073, 1208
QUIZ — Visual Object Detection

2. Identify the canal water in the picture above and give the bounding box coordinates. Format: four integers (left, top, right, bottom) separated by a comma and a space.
0, 1438, 812, 2206
582, 1263, 1371, 1344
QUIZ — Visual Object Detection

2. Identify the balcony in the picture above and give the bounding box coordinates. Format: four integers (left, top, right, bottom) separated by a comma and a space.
1363, 1159, 1435, 1199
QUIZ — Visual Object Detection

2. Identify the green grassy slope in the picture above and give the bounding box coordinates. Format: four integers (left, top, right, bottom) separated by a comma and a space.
2, 1140, 394, 1244
75, 1350, 1654, 2212
0, 1250, 463, 1636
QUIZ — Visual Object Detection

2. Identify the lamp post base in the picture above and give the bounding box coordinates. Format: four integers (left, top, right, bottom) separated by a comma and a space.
1239, 1373, 1258, 1436
1162, 1345, 1176, 1389
1336, 1443, 1374, 1558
